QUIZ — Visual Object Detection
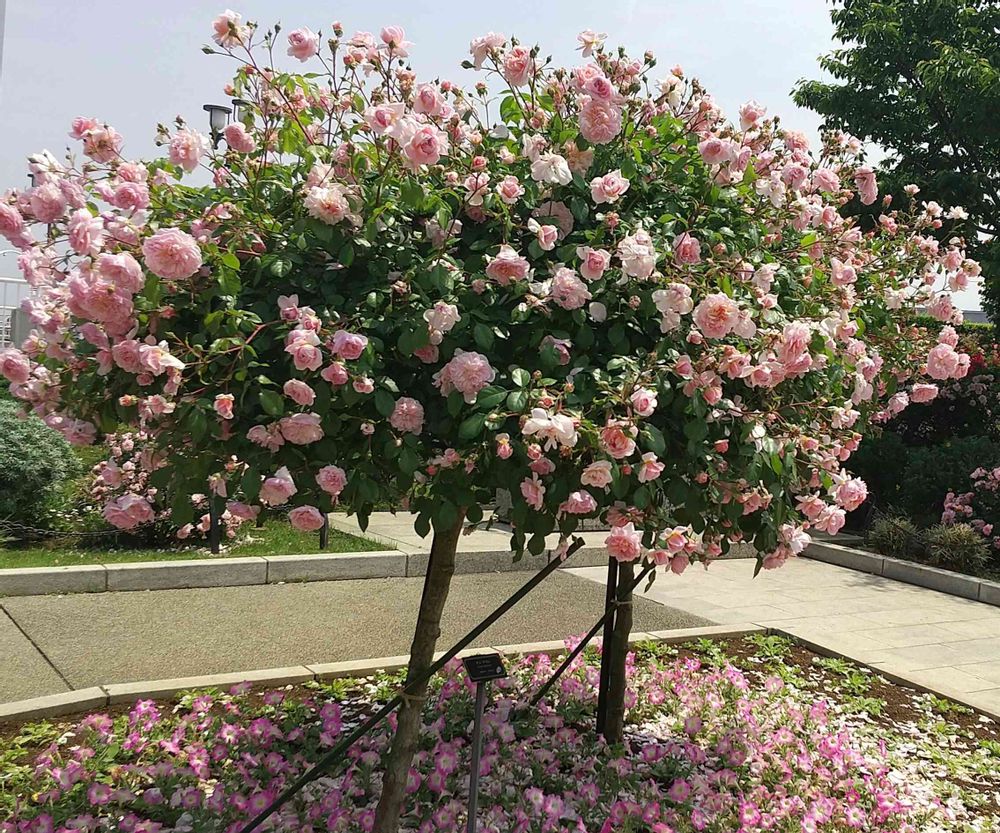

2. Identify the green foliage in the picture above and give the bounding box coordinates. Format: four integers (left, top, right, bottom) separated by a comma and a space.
923, 522, 991, 572
794, 0, 1000, 319
0, 399, 81, 531
865, 515, 922, 560
853, 434, 1000, 526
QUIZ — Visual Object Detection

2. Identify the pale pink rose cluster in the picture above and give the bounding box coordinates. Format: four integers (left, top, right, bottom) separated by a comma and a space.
141, 228, 203, 280
433, 350, 496, 403
102, 494, 155, 530
389, 397, 425, 434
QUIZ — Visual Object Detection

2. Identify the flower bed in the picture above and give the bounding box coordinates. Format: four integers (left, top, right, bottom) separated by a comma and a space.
2, 635, 997, 832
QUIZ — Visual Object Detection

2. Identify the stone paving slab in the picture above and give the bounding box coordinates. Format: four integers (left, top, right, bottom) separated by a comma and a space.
0, 571, 709, 698
0, 608, 70, 702
570, 557, 1000, 715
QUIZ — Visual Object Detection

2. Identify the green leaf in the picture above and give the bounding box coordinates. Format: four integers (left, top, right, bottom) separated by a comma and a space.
473, 323, 495, 351
259, 389, 285, 417
374, 390, 396, 417
338, 242, 355, 268
221, 252, 241, 270
511, 368, 530, 387
270, 258, 292, 278
400, 178, 425, 210
447, 391, 464, 417
458, 413, 487, 440
475, 385, 508, 411
528, 533, 547, 555
640, 425, 666, 455
684, 419, 708, 442
506, 390, 528, 412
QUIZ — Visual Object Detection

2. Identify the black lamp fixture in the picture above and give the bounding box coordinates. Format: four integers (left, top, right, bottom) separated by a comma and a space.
230, 98, 251, 123
203, 103, 233, 148
27, 173, 36, 188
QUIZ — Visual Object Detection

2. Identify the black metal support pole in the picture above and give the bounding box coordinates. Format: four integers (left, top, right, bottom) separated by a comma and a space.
237, 538, 585, 833
209, 498, 221, 555
530, 562, 653, 708
466, 680, 489, 833
319, 514, 329, 550
595, 556, 619, 736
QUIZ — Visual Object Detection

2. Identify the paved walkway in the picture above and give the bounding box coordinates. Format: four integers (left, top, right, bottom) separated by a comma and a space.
0, 571, 708, 704
571, 558, 1000, 714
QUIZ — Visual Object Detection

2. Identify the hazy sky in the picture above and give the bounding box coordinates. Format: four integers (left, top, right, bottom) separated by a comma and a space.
0, 0, 982, 309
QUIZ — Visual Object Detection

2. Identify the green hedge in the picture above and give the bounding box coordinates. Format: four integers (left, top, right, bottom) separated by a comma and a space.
0, 399, 82, 531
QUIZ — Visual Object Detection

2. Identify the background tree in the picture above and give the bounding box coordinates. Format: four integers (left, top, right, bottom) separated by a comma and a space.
0, 11, 976, 833
794, 0, 1000, 320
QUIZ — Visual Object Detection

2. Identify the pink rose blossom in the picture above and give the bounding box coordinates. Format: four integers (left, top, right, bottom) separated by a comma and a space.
283, 379, 316, 407
434, 350, 496, 403
214, 393, 235, 420
833, 477, 868, 512
605, 522, 643, 562
629, 388, 657, 417
321, 362, 349, 385
68, 209, 104, 256
495, 175, 525, 205
331, 330, 368, 361
520, 475, 546, 510
637, 452, 665, 483
503, 46, 535, 87
304, 185, 351, 225
98, 253, 144, 293
279, 412, 324, 445
212, 10, 247, 47
316, 465, 348, 498
692, 293, 739, 339
590, 170, 630, 204
224, 123, 257, 153
0, 348, 30, 384
103, 494, 155, 530
926, 343, 969, 380
581, 460, 613, 489
673, 232, 702, 265
390, 397, 425, 434
485, 245, 531, 285
142, 228, 203, 279
579, 98, 622, 145
289, 505, 326, 531
260, 466, 297, 506
168, 130, 208, 173
560, 490, 597, 515
576, 246, 611, 280
910, 383, 939, 403
550, 268, 592, 310
600, 421, 637, 459
287, 27, 320, 61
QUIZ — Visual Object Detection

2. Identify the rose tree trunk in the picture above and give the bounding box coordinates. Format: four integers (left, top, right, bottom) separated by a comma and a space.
372, 513, 465, 833
603, 559, 634, 745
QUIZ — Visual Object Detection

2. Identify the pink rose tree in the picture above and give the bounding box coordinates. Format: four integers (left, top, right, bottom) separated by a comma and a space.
0, 13, 974, 830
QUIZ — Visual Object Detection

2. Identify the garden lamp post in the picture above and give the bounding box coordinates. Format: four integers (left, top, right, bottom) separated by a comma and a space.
203, 103, 232, 148
230, 98, 250, 122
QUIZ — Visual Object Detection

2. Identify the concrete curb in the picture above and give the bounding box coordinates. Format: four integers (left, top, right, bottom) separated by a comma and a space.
804, 540, 1000, 607
3, 622, 996, 727
0, 623, 763, 723
0, 545, 613, 598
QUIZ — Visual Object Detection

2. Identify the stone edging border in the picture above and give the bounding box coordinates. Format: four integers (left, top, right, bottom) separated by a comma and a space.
0, 546, 611, 598
0, 624, 760, 722
5, 622, 999, 727
804, 540, 1000, 606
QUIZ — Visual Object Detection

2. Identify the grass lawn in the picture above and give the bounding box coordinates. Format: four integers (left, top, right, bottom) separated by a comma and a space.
0, 519, 383, 569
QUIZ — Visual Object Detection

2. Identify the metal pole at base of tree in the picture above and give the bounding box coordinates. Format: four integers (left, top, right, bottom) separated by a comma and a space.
595, 556, 619, 737
209, 498, 221, 555
319, 514, 329, 550
461, 654, 507, 833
